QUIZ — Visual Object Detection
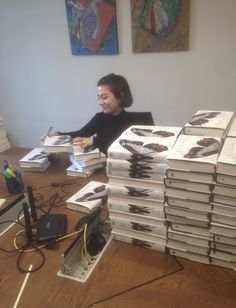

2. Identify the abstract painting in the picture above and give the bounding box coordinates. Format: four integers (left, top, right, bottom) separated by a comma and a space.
65, 0, 118, 55
130, 0, 190, 53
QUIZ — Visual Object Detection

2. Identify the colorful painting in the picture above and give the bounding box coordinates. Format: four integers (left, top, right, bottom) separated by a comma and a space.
130, 0, 190, 53
65, 0, 118, 55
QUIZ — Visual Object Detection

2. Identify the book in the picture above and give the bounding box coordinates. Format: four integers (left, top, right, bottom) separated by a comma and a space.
216, 137, 236, 176
112, 227, 166, 252
73, 144, 101, 160
0, 198, 6, 208
166, 168, 214, 184
167, 134, 223, 173
166, 196, 212, 212
108, 125, 181, 162
167, 228, 210, 248
210, 249, 236, 263
211, 213, 236, 227
164, 178, 212, 193
212, 202, 236, 217
227, 117, 236, 137
183, 110, 234, 137
43, 135, 72, 153
216, 173, 236, 187
211, 222, 236, 238
108, 196, 164, 209
213, 183, 236, 198
19, 147, 51, 170
66, 181, 107, 214
170, 222, 212, 237
107, 184, 165, 202
108, 176, 165, 190
210, 258, 236, 271
167, 238, 210, 256
69, 153, 106, 169
106, 158, 168, 174
165, 187, 211, 203
166, 214, 209, 228
212, 194, 236, 207
108, 199, 165, 219
214, 234, 236, 246
66, 164, 95, 178
169, 248, 210, 264
164, 204, 210, 223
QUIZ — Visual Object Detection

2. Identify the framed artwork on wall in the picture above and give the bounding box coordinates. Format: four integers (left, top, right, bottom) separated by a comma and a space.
130, 0, 190, 53
65, 0, 118, 55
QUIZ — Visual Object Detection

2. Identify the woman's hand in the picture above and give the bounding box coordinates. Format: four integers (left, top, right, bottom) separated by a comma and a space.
72, 137, 93, 148
40, 131, 59, 143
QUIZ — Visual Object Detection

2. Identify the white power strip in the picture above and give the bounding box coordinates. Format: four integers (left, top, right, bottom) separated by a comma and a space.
57, 236, 111, 283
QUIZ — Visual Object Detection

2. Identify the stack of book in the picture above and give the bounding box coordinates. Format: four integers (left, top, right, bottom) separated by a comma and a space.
66, 144, 106, 178
0, 116, 11, 153
166, 134, 224, 264
43, 135, 73, 153
19, 148, 51, 171
107, 125, 182, 252
210, 133, 236, 270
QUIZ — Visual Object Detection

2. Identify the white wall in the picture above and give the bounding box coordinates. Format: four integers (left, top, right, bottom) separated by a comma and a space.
0, 0, 236, 147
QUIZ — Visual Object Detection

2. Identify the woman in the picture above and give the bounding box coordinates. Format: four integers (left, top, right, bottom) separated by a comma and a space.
48, 73, 153, 154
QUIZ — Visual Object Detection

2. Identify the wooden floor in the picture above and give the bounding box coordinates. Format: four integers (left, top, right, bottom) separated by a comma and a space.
1, 148, 236, 308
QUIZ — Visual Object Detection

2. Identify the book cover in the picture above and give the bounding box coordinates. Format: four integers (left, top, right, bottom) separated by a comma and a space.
211, 222, 236, 238
166, 168, 214, 184
108, 195, 164, 209
212, 202, 236, 217
164, 178, 212, 193
108, 176, 165, 190
19, 147, 51, 168
108, 125, 181, 162
212, 194, 236, 207
107, 184, 165, 202
170, 222, 211, 237
20, 163, 51, 172
167, 228, 210, 248
214, 234, 236, 246
212, 241, 236, 255
212, 213, 236, 227
108, 199, 165, 220
164, 204, 210, 223
107, 158, 168, 174
69, 153, 106, 170
216, 137, 236, 176
213, 183, 236, 198
165, 187, 211, 203
43, 135, 72, 153
112, 227, 166, 252
73, 144, 101, 160
107, 169, 165, 182
227, 117, 236, 137
183, 110, 234, 137
66, 164, 95, 178
166, 196, 212, 212
216, 173, 236, 187
167, 134, 222, 173
210, 249, 236, 263
210, 258, 236, 271
167, 238, 210, 256
169, 248, 210, 264
166, 214, 209, 228
66, 181, 107, 214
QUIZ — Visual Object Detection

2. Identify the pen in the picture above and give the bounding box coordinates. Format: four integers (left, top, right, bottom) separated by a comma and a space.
47, 126, 53, 136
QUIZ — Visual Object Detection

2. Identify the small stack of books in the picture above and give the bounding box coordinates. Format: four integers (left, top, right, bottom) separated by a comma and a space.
65, 181, 107, 214
66, 144, 106, 178
107, 125, 182, 252
0, 116, 11, 153
210, 134, 236, 270
19, 148, 51, 171
43, 135, 73, 153
166, 133, 224, 264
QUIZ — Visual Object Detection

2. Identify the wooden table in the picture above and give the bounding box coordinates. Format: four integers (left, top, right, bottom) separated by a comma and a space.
1, 148, 236, 308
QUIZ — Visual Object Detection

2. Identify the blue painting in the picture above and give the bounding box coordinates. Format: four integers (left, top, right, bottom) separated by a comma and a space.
65, 0, 118, 55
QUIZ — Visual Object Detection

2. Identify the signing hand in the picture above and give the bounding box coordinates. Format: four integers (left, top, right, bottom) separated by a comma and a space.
72, 137, 93, 148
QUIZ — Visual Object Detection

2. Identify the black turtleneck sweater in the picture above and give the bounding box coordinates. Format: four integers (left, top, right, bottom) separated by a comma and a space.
60, 110, 154, 154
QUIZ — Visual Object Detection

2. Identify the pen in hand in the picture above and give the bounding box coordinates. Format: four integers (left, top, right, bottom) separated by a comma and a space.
47, 126, 53, 136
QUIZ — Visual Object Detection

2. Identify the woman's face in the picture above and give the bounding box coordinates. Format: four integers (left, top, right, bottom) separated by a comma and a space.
97, 85, 122, 116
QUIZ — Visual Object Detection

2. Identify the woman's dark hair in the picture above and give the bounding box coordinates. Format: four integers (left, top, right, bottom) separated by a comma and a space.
97, 73, 133, 108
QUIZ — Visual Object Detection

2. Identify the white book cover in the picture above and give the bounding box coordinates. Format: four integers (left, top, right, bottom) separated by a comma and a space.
213, 183, 236, 198
212, 202, 236, 217
70, 153, 106, 169
214, 234, 236, 246
217, 137, 236, 176
43, 135, 72, 153
165, 187, 211, 203
212, 194, 236, 207
107, 184, 165, 202
212, 213, 236, 227
112, 227, 166, 251
120, 125, 182, 139
108, 199, 165, 219
210, 258, 236, 271
171, 222, 211, 237
66, 181, 107, 214
66, 164, 94, 178
108, 125, 181, 162
183, 110, 234, 137
167, 228, 210, 248
106, 158, 168, 174
166, 238, 210, 256
164, 178, 212, 193
216, 173, 236, 187
166, 196, 212, 212
211, 222, 236, 238
164, 204, 210, 222
108, 176, 165, 190
107, 169, 165, 182
166, 214, 209, 228
73, 144, 101, 160
169, 248, 210, 264
210, 250, 236, 263
166, 168, 214, 184
227, 117, 236, 137
19, 147, 50, 167
167, 134, 222, 173
108, 196, 164, 209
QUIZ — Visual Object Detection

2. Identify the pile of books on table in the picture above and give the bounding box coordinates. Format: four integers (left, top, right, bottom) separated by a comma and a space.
107, 125, 182, 252
43, 135, 73, 153
0, 116, 11, 152
19, 147, 52, 171
166, 110, 234, 266
210, 121, 236, 270
66, 144, 106, 178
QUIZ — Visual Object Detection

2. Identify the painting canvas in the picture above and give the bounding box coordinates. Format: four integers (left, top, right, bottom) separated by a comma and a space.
65, 0, 118, 55
130, 0, 190, 53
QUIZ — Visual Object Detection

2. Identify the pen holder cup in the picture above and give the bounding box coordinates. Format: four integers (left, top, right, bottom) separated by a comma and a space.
5, 173, 24, 194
